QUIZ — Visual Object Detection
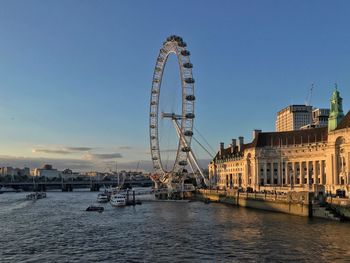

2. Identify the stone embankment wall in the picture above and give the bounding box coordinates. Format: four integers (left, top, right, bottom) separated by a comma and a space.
325, 197, 350, 219
197, 190, 312, 217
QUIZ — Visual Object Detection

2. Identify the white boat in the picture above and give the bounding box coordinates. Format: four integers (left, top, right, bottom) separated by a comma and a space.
97, 193, 109, 203
103, 185, 128, 200
110, 193, 126, 207
26, 192, 47, 200
131, 187, 154, 195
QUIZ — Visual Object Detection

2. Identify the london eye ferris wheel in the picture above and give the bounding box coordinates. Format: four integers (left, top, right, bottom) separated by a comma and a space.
149, 35, 207, 189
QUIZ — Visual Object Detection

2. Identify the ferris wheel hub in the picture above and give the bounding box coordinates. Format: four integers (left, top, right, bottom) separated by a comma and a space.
161, 112, 182, 120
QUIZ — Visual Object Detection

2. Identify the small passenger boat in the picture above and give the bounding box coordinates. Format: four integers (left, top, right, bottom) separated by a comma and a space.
97, 193, 109, 203
110, 193, 126, 207
26, 192, 47, 200
86, 206, 104, 213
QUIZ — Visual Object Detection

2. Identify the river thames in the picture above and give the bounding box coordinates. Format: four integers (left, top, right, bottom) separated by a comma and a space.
0, 191, 349, 262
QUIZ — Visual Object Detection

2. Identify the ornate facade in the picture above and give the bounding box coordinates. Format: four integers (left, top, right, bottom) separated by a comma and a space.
209, 89, 350, 197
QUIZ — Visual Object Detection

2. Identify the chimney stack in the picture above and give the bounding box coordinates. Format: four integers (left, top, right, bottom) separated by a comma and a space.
253, 129, 262, 139
231, 139, 237, 148
231, 139, 237, 153
238, 136, 244, 151
220, 142, 224, 156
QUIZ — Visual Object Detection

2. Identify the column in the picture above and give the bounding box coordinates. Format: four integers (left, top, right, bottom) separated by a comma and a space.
334, 154, 339, 185
271, 162, 274, 185
300, 161, 304, 185
285, 162, 293, 185
285, 162, 290, 185
293, 162, 298, 185
301, 162, 306, 186
245, 161, 249, 188
313, 160, 317, 185
320, 160, 325, 185
283, 162, 287, 185
264, 161, 267, 185
277, 161, 281, 185
254, 159, 258, 188
306, 161, 310, 185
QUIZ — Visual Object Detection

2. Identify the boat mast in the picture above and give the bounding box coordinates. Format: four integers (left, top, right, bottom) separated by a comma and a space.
116, 160, 119, 186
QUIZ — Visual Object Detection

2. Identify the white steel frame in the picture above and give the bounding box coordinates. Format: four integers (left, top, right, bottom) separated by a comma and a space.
149, 36, 196, 186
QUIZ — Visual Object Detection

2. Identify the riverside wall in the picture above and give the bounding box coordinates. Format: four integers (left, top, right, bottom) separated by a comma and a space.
325, 197, 350, 219
196, 189, 312, 217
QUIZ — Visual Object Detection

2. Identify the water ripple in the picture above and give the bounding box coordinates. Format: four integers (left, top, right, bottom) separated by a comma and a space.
0, 192, 349, 262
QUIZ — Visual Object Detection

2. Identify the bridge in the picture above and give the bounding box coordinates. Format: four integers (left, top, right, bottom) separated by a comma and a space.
0, 179, 153, 192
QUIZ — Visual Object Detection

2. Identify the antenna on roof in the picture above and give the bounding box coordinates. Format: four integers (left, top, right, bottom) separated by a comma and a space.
305, 83, 314, 106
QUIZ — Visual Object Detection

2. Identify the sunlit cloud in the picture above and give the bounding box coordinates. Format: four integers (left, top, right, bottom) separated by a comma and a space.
0, 155, 94, 171
32, 149, 71, 154
66, 147, 93, 152
83, 153, 123, 160
32, 146, 94, 155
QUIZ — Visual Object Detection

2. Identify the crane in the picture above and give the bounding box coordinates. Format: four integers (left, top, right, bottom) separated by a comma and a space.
305, 83, 314, 106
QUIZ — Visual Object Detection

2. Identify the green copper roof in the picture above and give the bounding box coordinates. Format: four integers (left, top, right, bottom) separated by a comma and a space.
328, 85, 344, 131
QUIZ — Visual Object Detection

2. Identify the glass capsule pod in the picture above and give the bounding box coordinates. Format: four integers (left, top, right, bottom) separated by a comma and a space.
179, 160, 188, 166
181, 50, 190, 56
184, 78, 195, 84
177, 41, 187, 47
184, 130, 193, 136
183, 62, 193, 68
181, 146, 191, 152
186, 95, 195, 101
185, 113, 195, 119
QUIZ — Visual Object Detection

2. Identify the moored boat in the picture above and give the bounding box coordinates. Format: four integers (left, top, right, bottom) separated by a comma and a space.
97, 193, 109, 203
26, 192, 47, 200
110, 193, 126, 207
86, 206, 104, 213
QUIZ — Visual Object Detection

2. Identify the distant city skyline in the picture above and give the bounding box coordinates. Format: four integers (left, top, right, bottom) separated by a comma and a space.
1, 1, 350, 171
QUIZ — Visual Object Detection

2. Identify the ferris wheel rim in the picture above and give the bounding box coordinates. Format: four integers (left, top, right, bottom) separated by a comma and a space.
149, 35, 195, 183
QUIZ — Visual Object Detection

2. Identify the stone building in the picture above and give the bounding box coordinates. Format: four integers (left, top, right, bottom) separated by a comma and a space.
209, 88, 350, 197
32, 164, 60, 179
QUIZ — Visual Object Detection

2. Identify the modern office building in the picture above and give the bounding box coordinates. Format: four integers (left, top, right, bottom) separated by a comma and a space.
312, 108, 330, 127
276, 105, 313, 132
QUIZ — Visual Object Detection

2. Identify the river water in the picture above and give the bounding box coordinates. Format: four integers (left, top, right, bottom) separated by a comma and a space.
0, 191, 349, 262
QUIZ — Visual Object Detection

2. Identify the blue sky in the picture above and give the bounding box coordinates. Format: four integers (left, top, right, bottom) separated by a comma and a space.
0, 1, 350, 171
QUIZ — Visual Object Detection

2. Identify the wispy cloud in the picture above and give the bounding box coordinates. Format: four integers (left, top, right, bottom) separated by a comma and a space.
32, 146, 93, 155
0, 155, 94, 171
66, 147, 93, 152
83, 153, 123, 160
33, 149, 71, 154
